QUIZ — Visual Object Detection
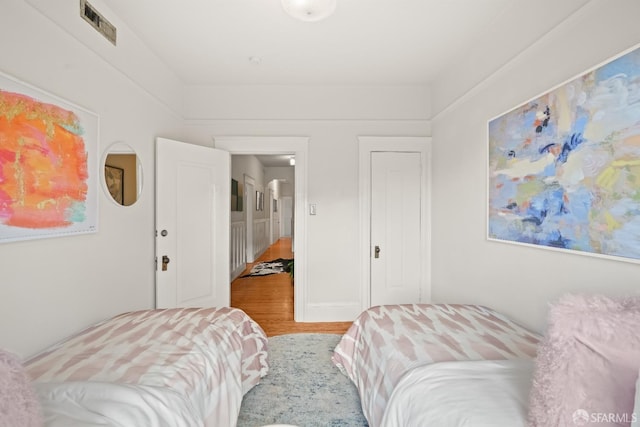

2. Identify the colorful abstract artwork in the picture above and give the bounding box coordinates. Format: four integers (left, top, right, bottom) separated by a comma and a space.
0, 73, 98, 243
488, 45, 640, 262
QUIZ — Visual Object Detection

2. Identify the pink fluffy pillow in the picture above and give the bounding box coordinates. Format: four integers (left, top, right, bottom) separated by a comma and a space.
0, 350, 43, 427
528, 294, 640, 427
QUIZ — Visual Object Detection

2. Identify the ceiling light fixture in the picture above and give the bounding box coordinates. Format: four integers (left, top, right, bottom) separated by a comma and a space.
289, 157, 296, 166
281, 0, 337, 22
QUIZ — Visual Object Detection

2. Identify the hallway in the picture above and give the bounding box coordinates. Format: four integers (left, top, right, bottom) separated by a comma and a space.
231, 238, 353, 336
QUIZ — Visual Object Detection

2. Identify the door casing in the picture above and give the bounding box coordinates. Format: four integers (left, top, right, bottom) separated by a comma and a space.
358, 136, 432, 311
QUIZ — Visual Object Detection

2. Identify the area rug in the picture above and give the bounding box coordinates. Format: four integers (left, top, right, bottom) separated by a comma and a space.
240, 258, 292, 278
237, 333, 368, 426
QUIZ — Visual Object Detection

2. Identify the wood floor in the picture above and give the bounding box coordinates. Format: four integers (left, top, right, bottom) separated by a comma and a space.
231, 237, 353, 336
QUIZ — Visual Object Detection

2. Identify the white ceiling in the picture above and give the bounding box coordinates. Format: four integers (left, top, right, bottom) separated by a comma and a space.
103, 0, 589, 166
105, 0, 526, 86
254, 154, 294, 168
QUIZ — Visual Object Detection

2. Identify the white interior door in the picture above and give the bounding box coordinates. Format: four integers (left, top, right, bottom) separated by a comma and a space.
155, 137, 230, 308
245, 181, 255, 262
273, 199, 280, 243
268, 189, 275, 244
282, 196, 293, 237
370, 152, 422, 306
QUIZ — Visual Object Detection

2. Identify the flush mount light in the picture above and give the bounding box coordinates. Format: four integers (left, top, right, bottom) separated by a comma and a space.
289, 157, 296, 166
281, 0, 337, 22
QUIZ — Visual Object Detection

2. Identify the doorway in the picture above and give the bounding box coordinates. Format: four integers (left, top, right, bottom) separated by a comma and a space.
214, 136, 309, 321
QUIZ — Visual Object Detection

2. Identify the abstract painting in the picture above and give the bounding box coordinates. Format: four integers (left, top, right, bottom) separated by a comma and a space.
231, 178, 238, 211
488, 45, 640, 262
237, 182, 243, 212
0, 72, 98, 243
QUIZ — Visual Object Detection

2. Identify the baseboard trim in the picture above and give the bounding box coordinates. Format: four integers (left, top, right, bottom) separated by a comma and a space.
303, 302, 362, 322
230, 265, 245, 282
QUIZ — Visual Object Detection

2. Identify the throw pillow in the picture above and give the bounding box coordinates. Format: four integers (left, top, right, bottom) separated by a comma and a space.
528, 293, 640, 427
0, 349, 43, 427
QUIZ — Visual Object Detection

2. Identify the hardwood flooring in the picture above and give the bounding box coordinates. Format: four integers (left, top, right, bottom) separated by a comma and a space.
230, 237, 353, 336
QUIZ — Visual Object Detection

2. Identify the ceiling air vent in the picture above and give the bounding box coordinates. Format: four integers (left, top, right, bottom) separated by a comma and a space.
80, 0, 117, 45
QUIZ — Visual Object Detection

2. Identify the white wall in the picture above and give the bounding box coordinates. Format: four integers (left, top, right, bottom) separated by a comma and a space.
430, 0, 640, 333
230, 155, 274, 262
185, 116, 431, 320
0, 0, 183, 357
184, 85, 430, 121
231, 155, 269, 223
265, 167, 295, 198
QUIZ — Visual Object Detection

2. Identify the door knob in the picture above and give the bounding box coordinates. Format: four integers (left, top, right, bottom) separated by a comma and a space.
162, 255, 170, 271
374, 245, 381, 259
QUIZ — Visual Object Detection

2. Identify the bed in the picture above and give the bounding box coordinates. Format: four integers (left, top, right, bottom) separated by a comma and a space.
331, 304, 541, 427
380, 359, 535, 426
25, 306, 269, 427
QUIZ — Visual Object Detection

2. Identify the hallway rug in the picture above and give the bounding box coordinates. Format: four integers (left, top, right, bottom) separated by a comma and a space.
237, 333, 369, 427
240, 258, 292, 278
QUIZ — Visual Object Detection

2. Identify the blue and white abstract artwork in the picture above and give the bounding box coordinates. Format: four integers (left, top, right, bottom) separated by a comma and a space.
488, 45, 640, 262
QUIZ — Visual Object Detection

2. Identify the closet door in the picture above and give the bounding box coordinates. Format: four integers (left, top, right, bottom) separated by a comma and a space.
370, 151, 423, 306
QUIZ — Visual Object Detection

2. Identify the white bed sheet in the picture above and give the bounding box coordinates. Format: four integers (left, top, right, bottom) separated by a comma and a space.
36, 381, 204, 427
380, 359, 534, 427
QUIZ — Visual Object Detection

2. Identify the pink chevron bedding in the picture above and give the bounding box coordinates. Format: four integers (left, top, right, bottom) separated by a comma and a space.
331, 304, 541, 426
26, 307, 268, 427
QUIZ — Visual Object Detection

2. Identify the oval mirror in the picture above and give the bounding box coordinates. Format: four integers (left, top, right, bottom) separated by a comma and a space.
102, 142, 143, 206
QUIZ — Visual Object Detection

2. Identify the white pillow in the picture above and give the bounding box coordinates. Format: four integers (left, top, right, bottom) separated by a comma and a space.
632, 372, 640, 427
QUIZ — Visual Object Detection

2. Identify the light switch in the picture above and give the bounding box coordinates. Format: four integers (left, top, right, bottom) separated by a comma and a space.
309, 204, 317, 215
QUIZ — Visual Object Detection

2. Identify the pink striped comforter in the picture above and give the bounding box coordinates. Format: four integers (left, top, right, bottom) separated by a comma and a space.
26, 307, 268, 427
332, 304, 540, 427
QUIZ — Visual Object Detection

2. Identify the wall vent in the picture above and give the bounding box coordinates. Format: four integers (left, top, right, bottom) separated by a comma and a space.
80, 0, 117, 45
